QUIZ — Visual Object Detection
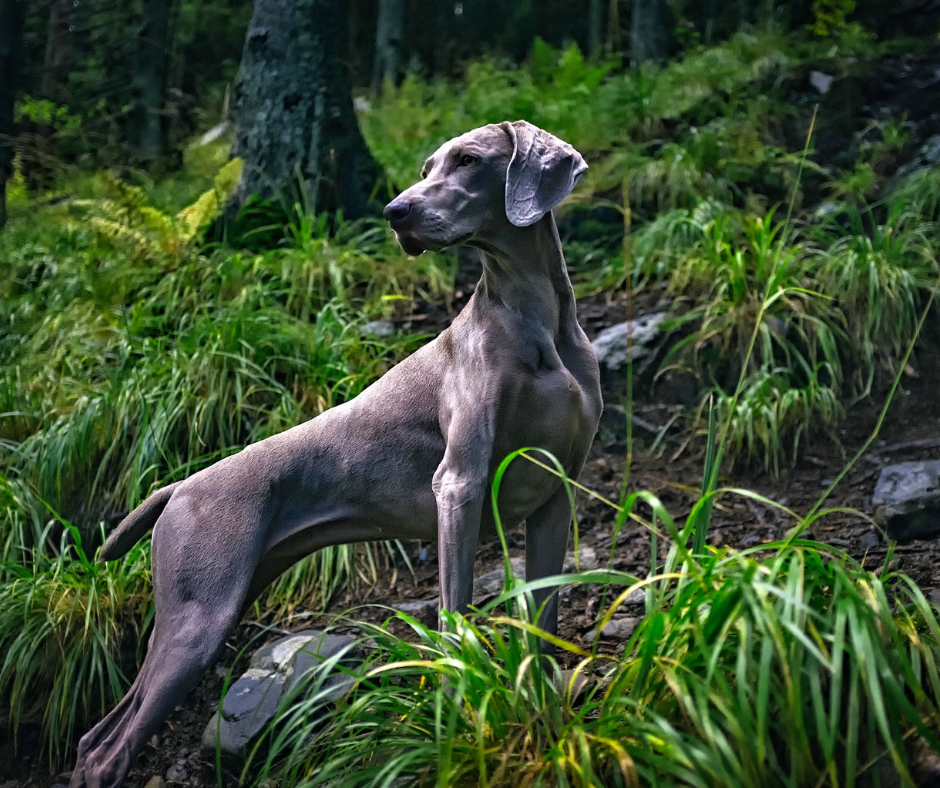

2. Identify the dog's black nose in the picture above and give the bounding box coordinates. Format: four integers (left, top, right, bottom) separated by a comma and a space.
383, 199, 411, 223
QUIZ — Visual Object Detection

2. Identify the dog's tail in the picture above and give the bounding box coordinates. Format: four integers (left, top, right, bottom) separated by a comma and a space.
99, 482, 181, 562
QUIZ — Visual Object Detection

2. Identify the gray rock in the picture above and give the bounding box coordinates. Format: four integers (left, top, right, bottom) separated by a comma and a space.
590, 313, 666, 371
472, 557, 525, 599
619, 587, 646, 607
859, 531, 880, 550
394, 597, 439, 614
809, 70, 834, 94
873, 461, 940, 540
584, 615, 641, 644
165, 764, 187, 783
563, 545, 598, 572
201, 630, 360, 764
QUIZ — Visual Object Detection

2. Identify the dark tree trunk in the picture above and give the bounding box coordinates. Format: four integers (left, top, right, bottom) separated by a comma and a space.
588, 0, 604, 54
231, 0, 383, 220
0, 0, 26, 229
41, 0, 71, 102
127, 0, 173, 161
372, 0, 404, 93
631, 0, 674, 64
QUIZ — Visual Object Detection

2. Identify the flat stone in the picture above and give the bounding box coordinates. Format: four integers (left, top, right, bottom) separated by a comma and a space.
393, 597, 439, 614
563, 545, 598, 572
619, 587, 646, 607
859, 531, 880, 549
584, 615, 642, 644
472, 558, 525, 600
144, 778, 166, 788
873, 461, 940, 541
590, 313, 666, 371
202, 630, 359, 764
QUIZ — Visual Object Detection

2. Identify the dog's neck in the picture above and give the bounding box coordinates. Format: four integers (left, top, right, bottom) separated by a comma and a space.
468, 213, 576, 337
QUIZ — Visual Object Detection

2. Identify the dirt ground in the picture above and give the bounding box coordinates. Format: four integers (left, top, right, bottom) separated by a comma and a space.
4, 283, 940, 788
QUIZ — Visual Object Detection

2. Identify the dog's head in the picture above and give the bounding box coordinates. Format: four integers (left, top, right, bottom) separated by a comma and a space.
384, 121, 587, 256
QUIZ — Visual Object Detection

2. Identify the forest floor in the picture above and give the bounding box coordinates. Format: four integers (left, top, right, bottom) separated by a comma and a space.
5, 278, 940, 788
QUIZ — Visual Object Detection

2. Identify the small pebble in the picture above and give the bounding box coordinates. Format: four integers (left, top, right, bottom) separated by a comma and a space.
144, 777, 166, 788
860, 532, 880, 549
165, 764, 188, 783
150, 734, 160, 748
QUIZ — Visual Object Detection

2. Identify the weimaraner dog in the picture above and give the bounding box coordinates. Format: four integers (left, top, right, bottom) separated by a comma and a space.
70, 120, 602, 787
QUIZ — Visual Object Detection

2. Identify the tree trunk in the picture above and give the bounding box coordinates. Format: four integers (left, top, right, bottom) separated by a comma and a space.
41, 0, 71, 103
231, 0, 384, 220
0, 0, 26, 229
127, 0, 173, 161
588, 0, 604, 55
631, 0, 674, 64
372, 0, 404, 94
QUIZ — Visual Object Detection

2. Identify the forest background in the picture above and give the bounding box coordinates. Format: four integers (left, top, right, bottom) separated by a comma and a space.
4, 0, 940, 786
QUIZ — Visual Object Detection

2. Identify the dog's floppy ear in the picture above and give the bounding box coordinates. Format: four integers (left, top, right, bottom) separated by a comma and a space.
501, 120, 588, 228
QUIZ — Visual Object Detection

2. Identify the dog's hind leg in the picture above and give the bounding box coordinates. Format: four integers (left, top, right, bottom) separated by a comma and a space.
70, 603, 244, 788
70, 504, 261, 788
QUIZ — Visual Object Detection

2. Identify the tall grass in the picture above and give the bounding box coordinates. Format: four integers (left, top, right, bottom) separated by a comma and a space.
0, 521, 152, 767
0, 159, 451, 765
244, 485, 940, 787
238, 247, 940, 785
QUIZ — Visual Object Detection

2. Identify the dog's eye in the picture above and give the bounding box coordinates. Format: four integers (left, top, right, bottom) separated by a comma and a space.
458, 154, 478, 166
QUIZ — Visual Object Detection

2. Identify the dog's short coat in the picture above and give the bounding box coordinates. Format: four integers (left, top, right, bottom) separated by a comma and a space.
69, 120, 602, 787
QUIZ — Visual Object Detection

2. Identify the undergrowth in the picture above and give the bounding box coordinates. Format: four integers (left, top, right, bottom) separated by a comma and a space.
2, 28, 940, 772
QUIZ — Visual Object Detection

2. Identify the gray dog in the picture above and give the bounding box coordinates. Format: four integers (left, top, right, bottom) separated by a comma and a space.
69, 120, 602, 787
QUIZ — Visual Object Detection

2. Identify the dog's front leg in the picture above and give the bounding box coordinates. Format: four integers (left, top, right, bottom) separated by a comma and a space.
434, 472, 485, 625
432, 422, 491, 627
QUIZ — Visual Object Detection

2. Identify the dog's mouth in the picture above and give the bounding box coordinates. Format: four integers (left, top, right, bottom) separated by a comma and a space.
393, 230, 474, 257
394, 232, 428, 256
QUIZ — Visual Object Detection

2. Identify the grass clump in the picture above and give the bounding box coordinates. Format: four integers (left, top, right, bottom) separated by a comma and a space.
0, 153, 452, 763
0, 522, 152, 768
246, 511, 940, 787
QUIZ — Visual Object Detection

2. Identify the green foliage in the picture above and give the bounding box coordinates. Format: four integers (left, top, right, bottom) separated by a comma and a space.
645, 204, 841, 474
810, 0, 859, 37
246, 502, 940, 788
815, 203, 935, 395
14, 95, 84, 132
359, 32, 791, 195
0, 148, 457, 762
0, 522, 152, 768
67, 158, 244, 261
